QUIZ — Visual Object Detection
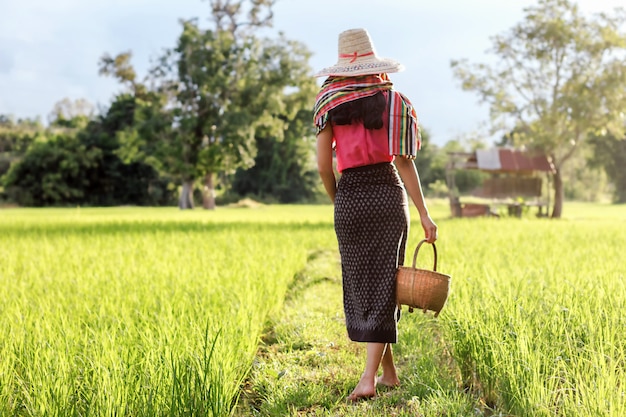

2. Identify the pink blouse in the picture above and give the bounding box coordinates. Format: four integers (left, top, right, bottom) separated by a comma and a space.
332, 105, 393, 173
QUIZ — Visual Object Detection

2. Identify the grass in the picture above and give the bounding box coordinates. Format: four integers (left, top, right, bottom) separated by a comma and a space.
440, 214, 626, 416
1, 202, 625, 416
237, 202, 626, 416
0, 206, 335, 416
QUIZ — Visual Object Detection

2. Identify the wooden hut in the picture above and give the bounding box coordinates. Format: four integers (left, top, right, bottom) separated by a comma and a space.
447, 148, 555, 218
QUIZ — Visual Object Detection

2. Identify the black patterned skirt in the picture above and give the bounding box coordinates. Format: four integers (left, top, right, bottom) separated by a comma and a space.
334, 162, 409, 343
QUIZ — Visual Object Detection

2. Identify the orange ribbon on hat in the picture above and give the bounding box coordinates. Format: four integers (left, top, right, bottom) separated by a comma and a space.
339, 51, 374, 63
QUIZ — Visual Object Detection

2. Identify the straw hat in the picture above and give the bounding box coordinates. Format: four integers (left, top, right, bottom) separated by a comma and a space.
314, 28, 404, 77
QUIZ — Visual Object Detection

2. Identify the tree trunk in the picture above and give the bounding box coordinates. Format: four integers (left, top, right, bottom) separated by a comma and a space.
179, 180, 195, 210
202, 172, 216, 210
551, 168, 564, 218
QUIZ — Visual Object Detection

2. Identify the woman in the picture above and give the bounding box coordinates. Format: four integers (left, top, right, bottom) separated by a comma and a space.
313, 28, 438, 402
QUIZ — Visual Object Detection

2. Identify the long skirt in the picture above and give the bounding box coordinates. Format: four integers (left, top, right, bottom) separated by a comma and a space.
334, 162, 409, 343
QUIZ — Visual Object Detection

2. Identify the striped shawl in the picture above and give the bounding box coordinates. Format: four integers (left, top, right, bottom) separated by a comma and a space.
313, 74, 421, 158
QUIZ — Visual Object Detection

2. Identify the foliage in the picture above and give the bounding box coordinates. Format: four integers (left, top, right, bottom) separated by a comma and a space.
153, 1, 256, 208
48, 98, 95, 129
77, 94, 176, 206
231, 128, 318, 203
99, 51, 144, 96
2, 94, 176, 207
561, 144, 610, 202
152, 14, 316, 208
413, 128, 444, 190
94, 0, 318, 209
207, 0, 276, 35
5, 0, 317, 208
589, 131, 626, 203
0, 119, 42, 153
6, 0, 626, 209
230, 57, 319, 203
451, 0, 626, 217
0, 117, 42, 178
3, 133, 101, 206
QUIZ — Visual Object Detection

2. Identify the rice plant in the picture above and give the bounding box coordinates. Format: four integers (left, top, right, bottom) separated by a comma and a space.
2, 203, 625, 416
438, 209, 626, 416
0, 206, 335, 416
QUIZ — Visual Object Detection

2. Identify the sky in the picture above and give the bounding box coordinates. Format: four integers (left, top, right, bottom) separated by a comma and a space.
0, 0, 624, 146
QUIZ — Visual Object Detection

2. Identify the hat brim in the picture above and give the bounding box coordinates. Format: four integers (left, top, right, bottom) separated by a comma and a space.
313, 58, 404, 78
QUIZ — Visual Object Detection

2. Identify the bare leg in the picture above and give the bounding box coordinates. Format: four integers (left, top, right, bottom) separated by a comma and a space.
348, 343, 384, 401
377, 343, 400, 387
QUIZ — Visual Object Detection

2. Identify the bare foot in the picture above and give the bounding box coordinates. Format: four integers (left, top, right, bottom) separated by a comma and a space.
347, 376, 377, 402
376, 375, 400, 388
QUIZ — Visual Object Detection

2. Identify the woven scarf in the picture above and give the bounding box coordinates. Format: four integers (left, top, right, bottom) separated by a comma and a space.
313, 74, 421, 158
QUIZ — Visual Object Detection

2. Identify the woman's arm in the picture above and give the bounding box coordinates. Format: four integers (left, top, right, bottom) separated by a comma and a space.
316, 124, 337, 203
394, 156, 438, 243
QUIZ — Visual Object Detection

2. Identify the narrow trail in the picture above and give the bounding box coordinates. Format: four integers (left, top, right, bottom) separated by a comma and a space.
236, 249, 478, 417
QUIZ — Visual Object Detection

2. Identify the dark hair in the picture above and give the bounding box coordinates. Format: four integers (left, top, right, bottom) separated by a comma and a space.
329, 91, 386, 129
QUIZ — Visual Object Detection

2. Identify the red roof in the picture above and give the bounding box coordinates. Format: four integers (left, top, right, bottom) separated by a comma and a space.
475, 149, 554, 173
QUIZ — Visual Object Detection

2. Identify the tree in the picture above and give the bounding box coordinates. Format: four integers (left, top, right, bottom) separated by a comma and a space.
208, 0, 275, 35
413, 128, 445, 190
0, 116, 42, 151
2, 96, 175, 207
589, 132, 626, 203
77, 93, 176, 206
231, 107, 318, 203
0, 116, 42, 179
3, 134, 101, 206
48, 98, 94, 129
98, 53, 181, 206
99, 51, 151, 101
97, 1, 315, 208
152, 0, 314, 209
451, 0, 626, 217
228, 31, 318, 203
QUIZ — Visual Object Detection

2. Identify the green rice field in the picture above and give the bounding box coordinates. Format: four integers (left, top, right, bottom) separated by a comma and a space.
1, 202, 625, 416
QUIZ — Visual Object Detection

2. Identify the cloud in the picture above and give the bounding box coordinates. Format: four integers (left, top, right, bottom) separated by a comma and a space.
0, 0, 209, 120
1, 0, 623, 141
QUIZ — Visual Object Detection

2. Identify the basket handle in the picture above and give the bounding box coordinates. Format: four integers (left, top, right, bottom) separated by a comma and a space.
411, 239, 438, 271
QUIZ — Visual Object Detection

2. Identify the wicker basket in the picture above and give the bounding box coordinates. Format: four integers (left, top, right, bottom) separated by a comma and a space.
396, 239, 451, 317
